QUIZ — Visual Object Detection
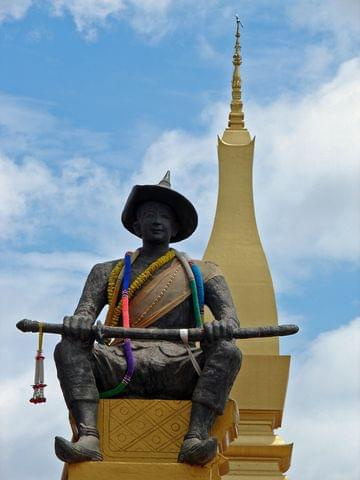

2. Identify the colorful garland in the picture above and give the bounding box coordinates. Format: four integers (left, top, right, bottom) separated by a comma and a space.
100, 252, 136, 398
107, 249, 176, 328
174, 252, 204, 328
189, 261, 205, 326
107, 259, 124, 305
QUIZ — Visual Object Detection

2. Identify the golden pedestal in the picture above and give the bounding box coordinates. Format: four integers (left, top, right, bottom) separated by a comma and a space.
65, 398, 238, 480
68, 461, 222, 480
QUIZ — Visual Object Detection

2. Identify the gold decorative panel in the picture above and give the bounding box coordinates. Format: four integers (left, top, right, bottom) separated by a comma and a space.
98, 399, 238, 463
100, 399, 191, 460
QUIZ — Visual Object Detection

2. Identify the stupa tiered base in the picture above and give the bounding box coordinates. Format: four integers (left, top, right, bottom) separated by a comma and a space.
222, 355, 293, 479
64, 398, 238, 480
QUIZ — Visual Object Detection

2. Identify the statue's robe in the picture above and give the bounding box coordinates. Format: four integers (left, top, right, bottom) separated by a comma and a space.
54, 257, 241, 415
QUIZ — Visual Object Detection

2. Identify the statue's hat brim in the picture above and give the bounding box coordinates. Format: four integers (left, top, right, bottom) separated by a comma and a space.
121, 181, 198, 243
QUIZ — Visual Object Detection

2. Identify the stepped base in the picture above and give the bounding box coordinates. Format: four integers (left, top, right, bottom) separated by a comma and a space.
225, 460, 289, 479
66, 461, 222, 480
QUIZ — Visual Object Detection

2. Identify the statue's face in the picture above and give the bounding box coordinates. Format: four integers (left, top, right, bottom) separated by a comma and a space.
134, 201, 178, 244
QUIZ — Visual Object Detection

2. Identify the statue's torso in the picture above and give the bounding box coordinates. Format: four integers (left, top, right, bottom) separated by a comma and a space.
100, 253, 221, 332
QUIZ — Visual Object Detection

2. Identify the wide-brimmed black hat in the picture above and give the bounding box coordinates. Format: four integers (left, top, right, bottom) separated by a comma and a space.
121, 171, 198, 242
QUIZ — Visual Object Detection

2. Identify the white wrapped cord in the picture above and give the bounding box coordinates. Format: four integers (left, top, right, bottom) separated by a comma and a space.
180, 329, 202, 376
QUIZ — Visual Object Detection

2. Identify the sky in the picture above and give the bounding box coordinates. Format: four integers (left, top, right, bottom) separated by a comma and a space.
0, 1, 359, 479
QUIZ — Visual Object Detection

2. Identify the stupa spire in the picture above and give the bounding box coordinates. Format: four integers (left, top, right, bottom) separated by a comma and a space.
228, 15, 245, 129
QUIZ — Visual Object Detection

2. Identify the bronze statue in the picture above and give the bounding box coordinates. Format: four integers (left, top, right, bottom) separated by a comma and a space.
52, 172, 242, 466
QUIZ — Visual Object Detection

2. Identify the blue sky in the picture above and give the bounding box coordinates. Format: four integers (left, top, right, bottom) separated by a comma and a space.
0, 1, 359, 479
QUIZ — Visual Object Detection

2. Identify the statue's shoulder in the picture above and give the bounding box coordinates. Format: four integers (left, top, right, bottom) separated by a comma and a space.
189, 259, 223, 282
88, 259, 122, 279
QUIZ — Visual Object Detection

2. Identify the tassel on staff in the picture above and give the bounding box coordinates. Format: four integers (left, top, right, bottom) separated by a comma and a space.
30, 322, 46, 404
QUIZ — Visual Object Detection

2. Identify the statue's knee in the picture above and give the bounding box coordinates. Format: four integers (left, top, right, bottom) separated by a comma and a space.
234, 344, 242, 369
221, 340, 242, 369
54, 340, 65, 365
53, 338, 79, 365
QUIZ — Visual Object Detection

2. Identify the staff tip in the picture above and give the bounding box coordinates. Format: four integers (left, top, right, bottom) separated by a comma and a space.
16, 319, 28, 332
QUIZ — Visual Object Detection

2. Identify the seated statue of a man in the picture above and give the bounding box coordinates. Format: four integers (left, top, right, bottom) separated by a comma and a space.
54, 172, 242, 466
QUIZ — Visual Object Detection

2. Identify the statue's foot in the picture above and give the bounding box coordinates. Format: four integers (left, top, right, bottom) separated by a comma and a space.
55, 425, 103, 463
177, 436, 218, 465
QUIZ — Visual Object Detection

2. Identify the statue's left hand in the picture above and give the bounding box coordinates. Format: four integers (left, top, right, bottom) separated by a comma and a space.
62, 315, 94, 342
203, 320, 234, 343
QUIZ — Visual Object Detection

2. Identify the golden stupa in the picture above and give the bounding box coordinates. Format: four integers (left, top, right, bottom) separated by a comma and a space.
203, 16, 293, 479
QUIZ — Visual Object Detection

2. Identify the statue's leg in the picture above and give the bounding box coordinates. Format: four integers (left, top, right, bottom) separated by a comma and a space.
54, 338, 99, 421
53, 338, 124, 464
178, 339, 242, 465
192, 339, 242, 414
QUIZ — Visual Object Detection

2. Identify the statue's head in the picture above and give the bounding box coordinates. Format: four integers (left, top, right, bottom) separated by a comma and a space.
132, 201, 178, 245
121, 171, 198, 243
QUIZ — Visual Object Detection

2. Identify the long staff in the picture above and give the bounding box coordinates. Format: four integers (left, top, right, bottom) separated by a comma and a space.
17, 319, 299, 342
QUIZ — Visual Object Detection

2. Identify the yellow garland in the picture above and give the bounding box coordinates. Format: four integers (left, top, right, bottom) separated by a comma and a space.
107, 249, 176, 328
107, 259, 124, 304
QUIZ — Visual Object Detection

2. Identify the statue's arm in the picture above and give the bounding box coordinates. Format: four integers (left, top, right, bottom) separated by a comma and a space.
73, 262, 113, 321
63, 261, 116, 340
204, 275, 240, 329
202, 272, 239, 342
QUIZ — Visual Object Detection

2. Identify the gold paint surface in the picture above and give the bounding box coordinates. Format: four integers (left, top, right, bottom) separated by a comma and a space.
202, 111, 294, 477
232, 355, 290, 425
97, 398, 238, 463
67, 461, 221, 480
204, 137, 279, 355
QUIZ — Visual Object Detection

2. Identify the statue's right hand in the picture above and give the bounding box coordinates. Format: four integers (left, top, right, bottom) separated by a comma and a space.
62, 315, 94, 342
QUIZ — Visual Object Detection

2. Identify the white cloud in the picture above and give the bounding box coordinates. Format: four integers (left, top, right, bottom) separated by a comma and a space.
48, 0, 237, 43
0, 152, 137, 255
25, 26, 53, 43
0, 0, 237, 43
50, 0, 126, 41
0, 0, 33, 22
0, 153, 55, 240
0, 94, 135, 254
127, 0, 172, 41
49, 0, 178, 41
249, 57, 360, 271
282, 317, 360, 480
288, 0, 360, 49
0, 0, 195, 40
0, 93, 109, 159
0, 93, 55, 139
301, 43, 334, 83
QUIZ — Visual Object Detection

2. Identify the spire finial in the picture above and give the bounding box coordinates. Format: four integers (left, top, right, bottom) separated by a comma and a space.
228, 15, 245, 129
158, 170, 171, 188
